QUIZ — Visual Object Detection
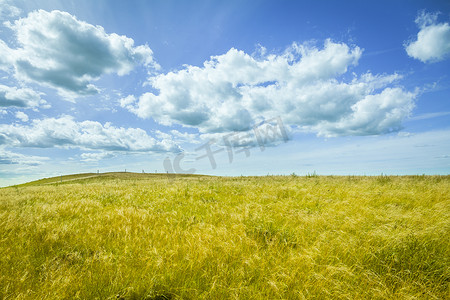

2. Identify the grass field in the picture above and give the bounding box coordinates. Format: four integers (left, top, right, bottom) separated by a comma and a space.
0, 173, 449, 299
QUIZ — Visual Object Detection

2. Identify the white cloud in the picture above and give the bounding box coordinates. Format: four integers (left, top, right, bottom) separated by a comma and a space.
0, 115, 181, 152
405, 11, 450, 63
15, 111, 28, 122
313, 88, 416, 136
0, 9, 158, 97
124, 40, 415, 137
409, 111, 450, 121
0, 40, 13, 71
80, 151, 115, 162
0, 84, 49, 108
0, 149, 48, 166
0, 0, 21, 20
119, 95, 137, 109
170, 129, 202, 144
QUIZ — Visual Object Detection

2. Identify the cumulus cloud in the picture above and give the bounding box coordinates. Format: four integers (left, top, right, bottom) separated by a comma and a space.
0, 40, 13, 71
0, 0, 21, 20
0, 9, 158, 96
313, 87, 416, 136
0, 149, 48, 166
0, 116, 181, 152
0, 84, 49, 108
405, 11, 450, 63
119, 95, 137, 110
80, 151, 115, 162
15, 111, 28, 122
124, 40, 416, 137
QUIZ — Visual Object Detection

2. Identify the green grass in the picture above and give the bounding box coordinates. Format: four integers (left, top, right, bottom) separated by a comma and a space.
1, 174, 449, 299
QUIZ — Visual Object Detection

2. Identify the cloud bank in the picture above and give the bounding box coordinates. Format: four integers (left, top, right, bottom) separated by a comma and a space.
80, 151, 115, 162
0, 0, 21, 20
0, 116, 180, 152
0, 84, 49, 108
123, 40, 416, 137
0, 9, 158, 97
0, 149, 48, 166
405, 11, 450, 63
15, 111, 28, 122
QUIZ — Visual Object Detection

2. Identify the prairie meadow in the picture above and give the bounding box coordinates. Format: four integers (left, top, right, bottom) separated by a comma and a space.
0, 173, 449, 299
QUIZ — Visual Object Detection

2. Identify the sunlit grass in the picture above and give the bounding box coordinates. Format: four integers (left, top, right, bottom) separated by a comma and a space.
1, 174, 449, 299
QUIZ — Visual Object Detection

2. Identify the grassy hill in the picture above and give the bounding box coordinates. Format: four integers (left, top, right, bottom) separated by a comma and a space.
1, 174, 449, 299
13, 171, 205, 187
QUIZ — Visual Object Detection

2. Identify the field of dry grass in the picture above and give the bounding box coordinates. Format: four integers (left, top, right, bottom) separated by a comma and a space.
0, 173, 449, 299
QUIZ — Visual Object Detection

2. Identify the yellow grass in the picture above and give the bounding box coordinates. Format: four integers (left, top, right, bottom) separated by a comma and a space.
0, 174, 449, 299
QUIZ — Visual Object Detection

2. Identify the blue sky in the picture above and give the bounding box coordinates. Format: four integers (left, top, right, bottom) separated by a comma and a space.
0, 0, 449, 186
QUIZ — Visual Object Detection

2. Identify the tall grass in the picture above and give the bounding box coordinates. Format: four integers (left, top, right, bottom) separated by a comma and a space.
0, 175, 449, 299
